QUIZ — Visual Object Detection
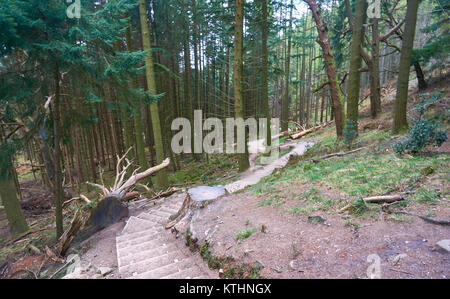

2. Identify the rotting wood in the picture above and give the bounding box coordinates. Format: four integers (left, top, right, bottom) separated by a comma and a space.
57, 209, 86, 256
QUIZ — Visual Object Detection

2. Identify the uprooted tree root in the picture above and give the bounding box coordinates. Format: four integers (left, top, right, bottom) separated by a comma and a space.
57, 150, 170, 257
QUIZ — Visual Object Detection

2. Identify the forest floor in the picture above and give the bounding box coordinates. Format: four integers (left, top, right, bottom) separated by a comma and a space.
0, 74, 449, 279
188, 74, 449, 279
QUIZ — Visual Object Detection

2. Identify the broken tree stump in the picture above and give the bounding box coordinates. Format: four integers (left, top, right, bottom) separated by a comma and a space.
165, 186, 226, 242
57, 209, 86, 256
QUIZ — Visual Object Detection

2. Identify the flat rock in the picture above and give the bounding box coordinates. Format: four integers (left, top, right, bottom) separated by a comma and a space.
97, 266, 114, 276
435, 240, 450, 254
307, 216, 327, 224
188, 186, 226, 202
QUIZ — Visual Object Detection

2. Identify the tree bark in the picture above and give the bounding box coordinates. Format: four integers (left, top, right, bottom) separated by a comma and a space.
0, 159, 29, 236
346, 0, 366, 134
304, 0, 345, 137
393, 0, 420, 134
370, 18, 382, 118
282, 0, 294, 132
53, 63, 63, 238
233, 0, 250, 172
138, 0, 168, 188
261, 0, 271, 147
414, 61, 428, 90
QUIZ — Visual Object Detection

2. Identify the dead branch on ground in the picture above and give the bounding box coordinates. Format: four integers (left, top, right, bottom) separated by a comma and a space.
290, 121, 334, 140
313, 147, 366, 163
340, 195, 405, 213
393, 210, 450, 226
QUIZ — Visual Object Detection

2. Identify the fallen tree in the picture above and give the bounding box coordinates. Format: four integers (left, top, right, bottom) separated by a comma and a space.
57, 153, 170, 256
290, 121, 334, 140
87, 149, 170, 201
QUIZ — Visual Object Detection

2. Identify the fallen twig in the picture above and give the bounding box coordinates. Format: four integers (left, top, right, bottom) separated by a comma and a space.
313, 147, 366, 163
7, 228, 47, 246
149, 187, 181, 201
62, 194, 91, 208
389, 268, 414, 276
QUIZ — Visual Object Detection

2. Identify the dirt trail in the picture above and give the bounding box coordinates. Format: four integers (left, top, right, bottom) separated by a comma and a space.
71, 132, 449, 279
190, 190, 450, 278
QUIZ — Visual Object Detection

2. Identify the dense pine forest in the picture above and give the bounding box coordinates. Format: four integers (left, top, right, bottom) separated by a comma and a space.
0, 0, 449, 280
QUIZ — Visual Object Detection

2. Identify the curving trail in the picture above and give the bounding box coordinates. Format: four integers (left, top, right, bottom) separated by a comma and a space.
115, 140, 313, 279
225, 140, 314, 193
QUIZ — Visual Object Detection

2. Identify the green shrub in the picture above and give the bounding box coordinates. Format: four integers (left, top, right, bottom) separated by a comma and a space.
394, 93, 448, 155
235, 227, 258, 241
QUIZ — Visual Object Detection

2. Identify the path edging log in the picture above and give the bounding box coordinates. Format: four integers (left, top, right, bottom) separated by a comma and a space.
339, 195, 405, 213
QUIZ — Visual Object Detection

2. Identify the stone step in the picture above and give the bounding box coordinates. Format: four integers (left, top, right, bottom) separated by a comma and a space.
120, 249, 188, 276
116, 232, 169, 252
117, 227, 165, 244
148, 209, 172, 219
129, 256, 198, 279
116, 193, 217, 279
157, 206, 179, 215
160, 265, 203, 279
134, 213, 161, 226
120, 217, 158, 235
118, 243, 178, 267
137, 211, 168, 224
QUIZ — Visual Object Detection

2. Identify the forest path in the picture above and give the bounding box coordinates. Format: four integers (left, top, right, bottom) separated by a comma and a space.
114, 139, 314, 278
225, 139, 314, 193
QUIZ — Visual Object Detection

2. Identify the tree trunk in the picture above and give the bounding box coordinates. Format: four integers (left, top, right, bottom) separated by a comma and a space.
414, 61, 428, 90
126, 25, 149, 178
53, 63, 64, 238
370, 18, 382, 118
347, 0, 366, 135
304, 0, 345, 137
393, 0, 420, 134
138, 0, 168, 188
234, 0, 250, 172
0, 156, 29, 236
261, 0, 271, 147
282, 0, 294, 132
